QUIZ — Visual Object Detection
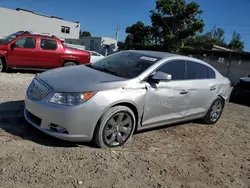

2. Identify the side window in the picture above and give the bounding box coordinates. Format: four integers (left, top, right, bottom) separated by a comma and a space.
15, 37, 36, 49
207, 67, 216, 79
187, 61, 215, 79
91, 52, 99, 56
40, 39, 57, 50
157, 60, 186, 80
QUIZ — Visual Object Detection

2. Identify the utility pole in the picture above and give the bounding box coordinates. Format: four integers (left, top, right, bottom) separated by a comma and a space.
116, 25, 120, 41
212, 25, 216, 39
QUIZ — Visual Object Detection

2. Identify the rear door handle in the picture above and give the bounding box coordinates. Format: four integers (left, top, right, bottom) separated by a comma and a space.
179, 90, 188, 95
210, 87, 216, 91
31, 51, 35, 54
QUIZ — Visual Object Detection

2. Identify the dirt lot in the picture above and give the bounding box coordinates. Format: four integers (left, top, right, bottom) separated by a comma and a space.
0, 72, 250, 188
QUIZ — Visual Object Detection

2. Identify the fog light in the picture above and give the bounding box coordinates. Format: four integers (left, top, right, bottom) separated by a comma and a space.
56, 127, 67, 133
49, 124, 67, 133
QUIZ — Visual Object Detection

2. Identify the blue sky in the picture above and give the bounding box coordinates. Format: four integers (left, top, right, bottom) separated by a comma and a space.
1, 0, 250, 51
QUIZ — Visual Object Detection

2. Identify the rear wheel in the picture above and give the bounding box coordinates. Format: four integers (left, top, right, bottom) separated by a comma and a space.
93, 106, 136, 148
202, 97, 224, 124
0, 58, 6, 72
63, 61, 77, 67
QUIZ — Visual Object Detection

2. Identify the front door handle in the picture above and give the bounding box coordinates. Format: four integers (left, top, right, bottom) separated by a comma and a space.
179, 90, 188, 95
210, 87, 216, 91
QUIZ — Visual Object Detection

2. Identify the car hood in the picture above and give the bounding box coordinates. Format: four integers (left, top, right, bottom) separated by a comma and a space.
0, 44, 8, 51
37, 65, 127, 92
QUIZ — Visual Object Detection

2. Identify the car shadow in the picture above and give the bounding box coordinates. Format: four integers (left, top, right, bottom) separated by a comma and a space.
0, 100, 92, 148
7, 68, 42, 74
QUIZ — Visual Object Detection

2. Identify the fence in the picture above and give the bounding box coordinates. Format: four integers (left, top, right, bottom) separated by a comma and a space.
125, 45, 250, 85
180, 50, 250, 85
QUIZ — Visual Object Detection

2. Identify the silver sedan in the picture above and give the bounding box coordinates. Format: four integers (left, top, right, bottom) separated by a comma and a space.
24, 50, 232, 148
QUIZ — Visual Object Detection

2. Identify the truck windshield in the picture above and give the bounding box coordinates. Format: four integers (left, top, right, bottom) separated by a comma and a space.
87, 51, 160, 79
0, 31, 24, 44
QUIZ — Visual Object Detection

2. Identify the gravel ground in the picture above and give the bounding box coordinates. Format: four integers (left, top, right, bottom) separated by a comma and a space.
0, 72, 250, 188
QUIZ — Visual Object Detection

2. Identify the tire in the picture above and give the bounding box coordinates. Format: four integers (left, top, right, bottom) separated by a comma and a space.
63, 61, 77, 67
202, 96, 224, 124
230, 83, 240, 100
0, 58, 6, 72
93, 106, 136, 148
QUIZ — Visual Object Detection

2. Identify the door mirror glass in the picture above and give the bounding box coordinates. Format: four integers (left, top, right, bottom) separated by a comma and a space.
10, 43, 16, 50
150, 71, 172, 82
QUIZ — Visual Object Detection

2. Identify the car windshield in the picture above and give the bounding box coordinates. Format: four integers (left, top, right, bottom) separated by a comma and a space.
0, 31, 24, 44
88, 52, 160, 79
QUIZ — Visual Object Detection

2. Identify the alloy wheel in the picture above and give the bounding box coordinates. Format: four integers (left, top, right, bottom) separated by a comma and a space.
103, 112, 133, 147
210, 100, 222, 122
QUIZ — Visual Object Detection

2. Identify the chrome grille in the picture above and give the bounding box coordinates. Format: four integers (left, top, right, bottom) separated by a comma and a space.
28, 79, 51, 100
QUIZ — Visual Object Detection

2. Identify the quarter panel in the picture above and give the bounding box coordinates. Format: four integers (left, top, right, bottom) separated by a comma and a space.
215, 77, 232, 102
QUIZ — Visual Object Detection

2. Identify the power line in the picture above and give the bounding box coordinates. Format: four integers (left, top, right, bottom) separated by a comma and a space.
206, 23, 250, 27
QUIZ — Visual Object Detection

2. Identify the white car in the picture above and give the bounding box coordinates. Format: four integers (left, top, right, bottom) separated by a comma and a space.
88, 51, 104, 63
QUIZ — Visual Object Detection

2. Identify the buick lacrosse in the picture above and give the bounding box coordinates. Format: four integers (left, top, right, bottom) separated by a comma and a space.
24, 50, 232, 148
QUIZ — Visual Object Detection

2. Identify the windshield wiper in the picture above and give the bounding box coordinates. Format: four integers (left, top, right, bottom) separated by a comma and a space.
86, 64, 120, 76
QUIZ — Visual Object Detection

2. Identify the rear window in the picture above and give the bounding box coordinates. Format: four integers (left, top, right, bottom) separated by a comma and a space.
187, 61, 216, 79
40, 38, 57, 50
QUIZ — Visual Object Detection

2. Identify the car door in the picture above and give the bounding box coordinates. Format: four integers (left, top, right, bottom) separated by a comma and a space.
36, 38, 61, 68
142, 60, 191, 127
184, 61, 217, 117
8, 37, 37, 68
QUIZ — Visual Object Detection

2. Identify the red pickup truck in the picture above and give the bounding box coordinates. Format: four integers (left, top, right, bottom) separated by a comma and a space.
0, 31, 90, 72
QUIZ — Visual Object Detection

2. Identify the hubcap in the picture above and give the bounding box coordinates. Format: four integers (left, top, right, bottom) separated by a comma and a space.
103, 112, 133, 146
65, 63, 75, 67
210, 100, 222, 122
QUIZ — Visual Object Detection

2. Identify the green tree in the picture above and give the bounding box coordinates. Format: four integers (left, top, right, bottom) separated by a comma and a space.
150, 0, 205, 52
213, 28, 225, 44
185, 27, 227, 49
117, 41, 125, 50
80, 30, 91, 37
125, 21, 151, 45
228, 31, 244, 51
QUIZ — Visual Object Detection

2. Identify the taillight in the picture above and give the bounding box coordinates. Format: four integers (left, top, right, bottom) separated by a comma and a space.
229, 82, 232, 88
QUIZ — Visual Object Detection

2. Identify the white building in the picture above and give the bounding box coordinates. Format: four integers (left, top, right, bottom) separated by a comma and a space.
0, 7, 80, 39
66, 36, 118, 56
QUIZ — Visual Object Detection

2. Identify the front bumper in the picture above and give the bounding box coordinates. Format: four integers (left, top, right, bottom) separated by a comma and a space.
24, 94, 105, 142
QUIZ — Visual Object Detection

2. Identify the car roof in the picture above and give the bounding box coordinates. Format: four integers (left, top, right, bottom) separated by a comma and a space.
20, 33, 58, 40
127, 50, 179, 59
126, 50, 221, 74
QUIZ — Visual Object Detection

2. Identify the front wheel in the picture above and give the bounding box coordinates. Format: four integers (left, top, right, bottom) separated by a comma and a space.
202, 97, 224, 124
93, 106, 136, 148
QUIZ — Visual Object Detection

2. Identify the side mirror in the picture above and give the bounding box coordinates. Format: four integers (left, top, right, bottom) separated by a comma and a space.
10, 43, 16, 50
150, 71, 172, 82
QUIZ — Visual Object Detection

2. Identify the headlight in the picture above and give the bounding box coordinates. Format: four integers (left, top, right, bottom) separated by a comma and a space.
49, 92, 96, 106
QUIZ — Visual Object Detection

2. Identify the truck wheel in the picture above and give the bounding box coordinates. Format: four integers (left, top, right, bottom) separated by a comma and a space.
0, 58, 6, 72
63, 62, 77, 67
